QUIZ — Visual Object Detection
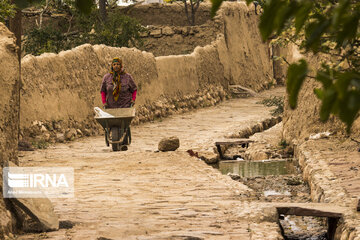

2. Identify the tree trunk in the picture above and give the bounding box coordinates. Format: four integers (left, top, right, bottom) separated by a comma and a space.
192, 0, 200, 26
183, 0, 191, 26
191, 8, 195, 25
9, 7, 21, 61
99, 0, 107, 23
190, 0, 195, 26
183, 0, 200, 26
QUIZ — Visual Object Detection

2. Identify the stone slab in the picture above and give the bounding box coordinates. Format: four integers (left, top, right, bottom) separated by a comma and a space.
276, 206, 342, 218
10, 198, 59, 231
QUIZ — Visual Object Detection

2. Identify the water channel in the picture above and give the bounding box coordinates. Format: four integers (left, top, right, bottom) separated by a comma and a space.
216, 144, 329, 239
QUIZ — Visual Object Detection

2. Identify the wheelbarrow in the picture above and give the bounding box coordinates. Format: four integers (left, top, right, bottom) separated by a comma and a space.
94, 107, 135, 151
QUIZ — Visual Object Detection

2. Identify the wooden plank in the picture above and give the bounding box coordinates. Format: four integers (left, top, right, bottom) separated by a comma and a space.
215, 140, 254, 146
328, 217, 340, 240
216, 145, 224, 159
277, 207, 343, 218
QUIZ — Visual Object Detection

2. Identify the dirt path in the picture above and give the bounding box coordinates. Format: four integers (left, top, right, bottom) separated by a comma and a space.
17, 88, 285, 240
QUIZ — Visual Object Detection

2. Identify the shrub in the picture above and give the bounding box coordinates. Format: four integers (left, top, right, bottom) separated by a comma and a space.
92, 14, 145, 48
31, 139, 49, 149
24, 26, 65, 55
278, 139, 289, 149
23, 12, 145, 56
0, 0, 15, 23
258, 96, 284, 116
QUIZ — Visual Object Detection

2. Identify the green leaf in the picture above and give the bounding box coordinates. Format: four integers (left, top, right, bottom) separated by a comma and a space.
314, 88, 323, 99
295, 1, 313, 34
75, 0, 94, 15
315, 69, 360, 130
350, 77, 360, 89
305, 15, 330, 52
334, 71, 354, 100
346, 91, 360, 111
286, 59, 308, 109
276, 1, 298, 35
319, 88, 336, 121
259, 0, 286, 40
336, 14, 360, 47
338, 91, 360, 132
210, 0, 223, 18
332, 0, 351, 27
316, 66, 333, 88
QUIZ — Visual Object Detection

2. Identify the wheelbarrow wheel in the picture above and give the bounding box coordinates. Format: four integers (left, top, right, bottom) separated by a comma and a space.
123, 127, 131, 145
128, 127, 131, 145
111, 127, 120, 151
105, 128, 109, 147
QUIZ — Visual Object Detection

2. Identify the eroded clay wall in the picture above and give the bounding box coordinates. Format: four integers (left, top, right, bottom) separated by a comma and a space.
219, 2, 273, 91
156, 54, 198, 95
0, 24, 19, 165
282, 78, 346, 142
0, 22, 18, 237
280, 44, 359, 142
20, 2, 274, 141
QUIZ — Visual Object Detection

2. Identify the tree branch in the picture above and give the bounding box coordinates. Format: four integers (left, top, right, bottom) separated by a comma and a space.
183, 0, 190, 25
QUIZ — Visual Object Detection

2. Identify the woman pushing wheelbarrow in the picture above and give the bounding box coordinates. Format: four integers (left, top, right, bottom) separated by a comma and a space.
95, 57, 137, 151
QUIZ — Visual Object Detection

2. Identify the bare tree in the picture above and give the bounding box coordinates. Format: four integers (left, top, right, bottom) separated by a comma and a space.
182, 0, 201, 26
35, 0, 50, 29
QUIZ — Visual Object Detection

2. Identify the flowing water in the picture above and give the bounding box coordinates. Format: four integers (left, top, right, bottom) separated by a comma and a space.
218, 159, 296, 177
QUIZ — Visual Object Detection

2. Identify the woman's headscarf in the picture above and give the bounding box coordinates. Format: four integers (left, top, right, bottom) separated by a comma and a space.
110, 57, 126, 102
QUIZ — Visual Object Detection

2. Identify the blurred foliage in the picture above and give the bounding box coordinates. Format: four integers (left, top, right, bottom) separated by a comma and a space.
23, 1, 145, 55
74, 0, 94, 15
258, 96, 284, 116
0, 0, 16, 22
93, 13, 145, 47
13, 0, 43, 9
211, 0, 360, 131
24, 26, 65, 55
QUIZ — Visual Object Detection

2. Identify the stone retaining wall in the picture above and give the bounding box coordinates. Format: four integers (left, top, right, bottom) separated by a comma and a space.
141, 23, 219, 56
295, 141, 360, 240
142, 24, 218, 38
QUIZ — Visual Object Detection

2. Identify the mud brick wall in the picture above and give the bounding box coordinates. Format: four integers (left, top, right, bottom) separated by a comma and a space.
0, 22, 19, 238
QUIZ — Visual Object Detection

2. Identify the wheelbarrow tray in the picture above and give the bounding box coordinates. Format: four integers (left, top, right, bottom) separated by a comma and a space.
95, 108, 135, 147
95, 108, 135, 129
